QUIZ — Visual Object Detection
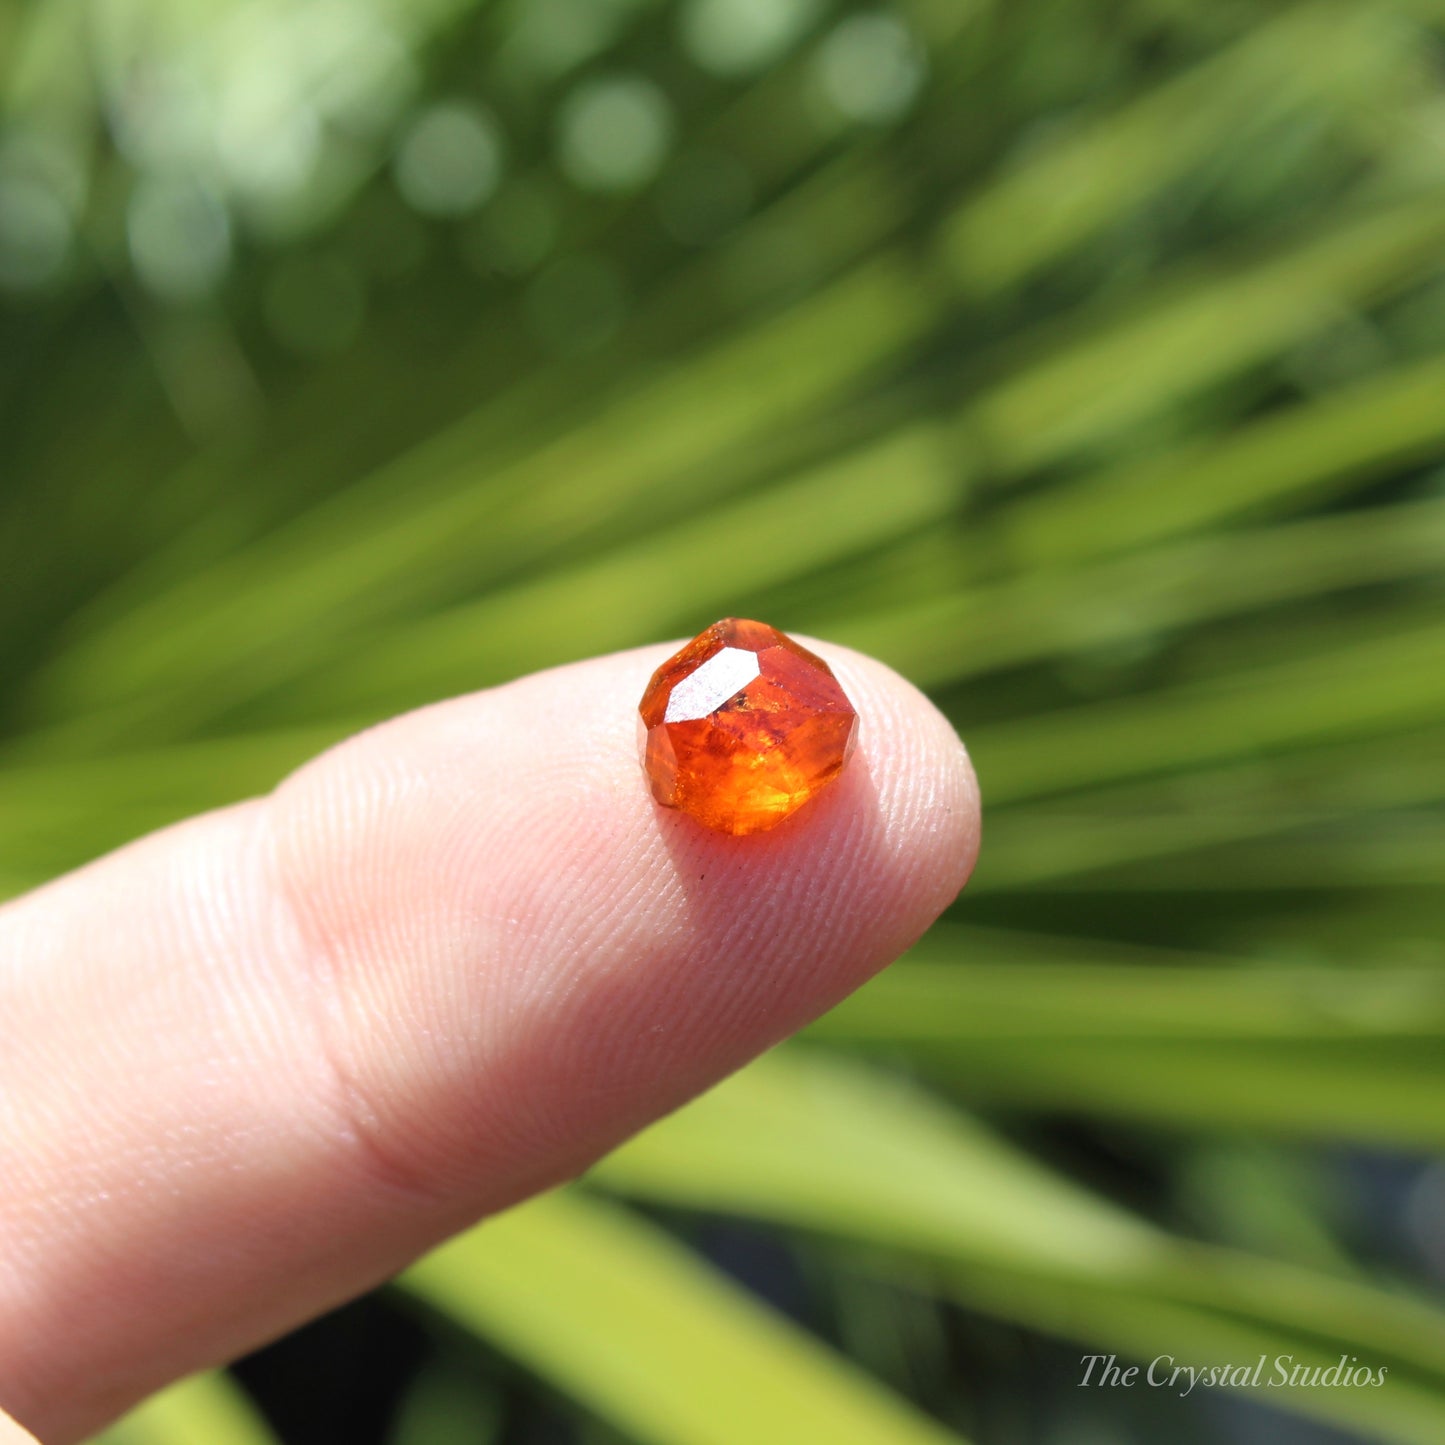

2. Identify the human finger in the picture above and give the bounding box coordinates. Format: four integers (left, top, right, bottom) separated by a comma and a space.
0, 637, 979, 1442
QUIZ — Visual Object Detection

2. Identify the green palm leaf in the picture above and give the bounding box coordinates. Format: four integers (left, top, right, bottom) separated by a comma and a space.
592, 1051, 1445, 1443
401, 1188, 970, 1445
92, 1371, 277, 1445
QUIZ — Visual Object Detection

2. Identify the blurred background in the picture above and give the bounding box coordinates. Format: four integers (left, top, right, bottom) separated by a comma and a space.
3, 0, 1445, 1441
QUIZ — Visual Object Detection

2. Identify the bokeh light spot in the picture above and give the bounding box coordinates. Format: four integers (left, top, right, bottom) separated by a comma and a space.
678, 0, 821, 78
0, 175, 72, 292
815, 11, 927, 124
300, 5, 416, 136
127, 174, 232, 302
106, 62, 214, 172
217, 67, 322, 203
395, 101, 504, 217
0, 132, 84, 293
555, 75, 672, 193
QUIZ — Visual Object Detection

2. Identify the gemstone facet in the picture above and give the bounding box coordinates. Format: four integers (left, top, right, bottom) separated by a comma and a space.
639, 618, 858, 835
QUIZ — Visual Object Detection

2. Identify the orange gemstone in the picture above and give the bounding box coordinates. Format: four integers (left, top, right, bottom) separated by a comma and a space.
639, 618, 858, 835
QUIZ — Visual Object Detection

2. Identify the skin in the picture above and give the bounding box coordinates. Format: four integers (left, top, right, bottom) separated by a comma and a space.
0, 639, 980, 1443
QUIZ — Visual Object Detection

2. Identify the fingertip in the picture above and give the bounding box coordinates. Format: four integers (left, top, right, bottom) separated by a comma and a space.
636, 637, 980, 978
820, 642, 981, 953
269, 635, 979, 1192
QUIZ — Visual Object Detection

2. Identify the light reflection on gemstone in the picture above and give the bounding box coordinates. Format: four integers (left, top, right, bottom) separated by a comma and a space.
663, 646, 760, 723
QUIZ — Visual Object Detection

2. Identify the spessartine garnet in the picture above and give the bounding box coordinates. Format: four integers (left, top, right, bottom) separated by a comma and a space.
639, 618, 859, 835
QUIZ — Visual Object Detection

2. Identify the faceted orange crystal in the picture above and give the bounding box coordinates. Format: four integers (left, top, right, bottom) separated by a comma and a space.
639, 618, 859, 835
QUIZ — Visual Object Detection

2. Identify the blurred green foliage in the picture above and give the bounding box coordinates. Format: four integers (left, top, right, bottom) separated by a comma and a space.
4, 0, 1445, 1441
